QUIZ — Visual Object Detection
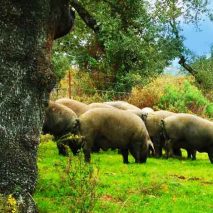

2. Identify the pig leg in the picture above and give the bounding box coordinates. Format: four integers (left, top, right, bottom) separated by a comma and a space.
120, 148, 129, 164
69, 144, 79, 155
191, 150, 196, 160
57, 142, 69, 156
129, 142, 147, 163
140, 152, 147, 163
83, 147, 91, 163
81, 132, 94, 162
186, 149, 191, 159
165, 139, 173, 159
187, 149, 196, 160
173, 148, 182, 157
82, 138, 93, 163
208, 147, 213, 164
152, 137, 162, 157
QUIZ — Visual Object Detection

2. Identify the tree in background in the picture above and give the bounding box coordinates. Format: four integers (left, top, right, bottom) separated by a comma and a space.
0, 1, 74, 212
53, 0, 211, 92
190, 47, 213, 93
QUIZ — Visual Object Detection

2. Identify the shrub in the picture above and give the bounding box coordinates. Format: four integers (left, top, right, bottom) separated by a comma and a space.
159, 80, 212, 117
128, 75, 190, 109
205, 104, 213, 118
128, 75, 212, 118
40, 134, 54, 143
62, 151, 99, 212
0, 194, 19, 213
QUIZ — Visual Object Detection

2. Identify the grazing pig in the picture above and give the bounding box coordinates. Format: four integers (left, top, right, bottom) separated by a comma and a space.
88, 102, 115, 109
43, 101, 78, 137
42, 101, 80, 155
78, 108, 150, 163
142, 110, 178, 157
126, 109, 145, 118
104, 101, 140, 110
141, 107, 154, 114
161, 113, 213, 163
56, 98, 89, 116
127, 107, 154, 119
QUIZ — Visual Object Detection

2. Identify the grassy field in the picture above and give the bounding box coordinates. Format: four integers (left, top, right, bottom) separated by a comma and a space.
34, 140, 213, 213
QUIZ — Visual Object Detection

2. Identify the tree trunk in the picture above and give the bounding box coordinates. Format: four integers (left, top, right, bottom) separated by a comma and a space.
178, 56, 197, 76
0, 1, 74, 212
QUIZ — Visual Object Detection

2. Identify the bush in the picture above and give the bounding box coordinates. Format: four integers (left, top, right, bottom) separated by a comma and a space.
159, 80, 212, 117
40, 134, 54, 143
205, 104, 213, 118
128, 75, 213, 118
159, 81, 203, 112
128, 75, 190, 109
0, 194, 19, 213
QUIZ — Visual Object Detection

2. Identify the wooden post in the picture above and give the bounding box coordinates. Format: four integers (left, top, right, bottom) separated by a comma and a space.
68, 70, 72, 98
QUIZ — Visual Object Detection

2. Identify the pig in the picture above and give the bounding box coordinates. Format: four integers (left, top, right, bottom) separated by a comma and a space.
141, 107, 154, 114
141, 110, 179, 157
104, 101, 140, 110
88, 102, 115, 109
161, 113, 213, 163
56, 98, 89, 116
126, 107, 154, 119
78, 108, 150, 163
42, 101, 80, 155
126, 109, 145, 118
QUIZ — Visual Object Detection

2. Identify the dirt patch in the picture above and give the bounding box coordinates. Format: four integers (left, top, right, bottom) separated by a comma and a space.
100, 195, 122, 203
201, 181, 213, 185
170, 174, 213, 185
171, 174, 187, 180
188, 177, 202, 181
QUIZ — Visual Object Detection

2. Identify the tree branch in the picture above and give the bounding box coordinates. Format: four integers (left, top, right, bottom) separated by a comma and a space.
178, 56, 197, 75
70, 0, 100, 34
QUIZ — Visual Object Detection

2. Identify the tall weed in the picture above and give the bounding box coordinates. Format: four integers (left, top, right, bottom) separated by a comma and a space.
62, 151, 99, 212
0, 194, 19, 213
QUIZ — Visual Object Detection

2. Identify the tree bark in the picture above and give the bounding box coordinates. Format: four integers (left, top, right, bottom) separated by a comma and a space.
0, 1, 74, 212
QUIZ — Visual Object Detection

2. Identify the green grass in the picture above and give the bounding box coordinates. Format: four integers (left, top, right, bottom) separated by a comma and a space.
34, 141, 213, 213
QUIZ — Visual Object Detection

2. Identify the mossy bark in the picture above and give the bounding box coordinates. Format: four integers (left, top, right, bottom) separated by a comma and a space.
0, 1, 74, 212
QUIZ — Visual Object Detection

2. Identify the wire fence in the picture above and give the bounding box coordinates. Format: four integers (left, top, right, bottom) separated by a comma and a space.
50, 86, 130, 101
50, 71, 132, 101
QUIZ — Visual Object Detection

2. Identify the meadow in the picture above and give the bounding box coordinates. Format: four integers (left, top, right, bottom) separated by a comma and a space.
35, 139, 213, 213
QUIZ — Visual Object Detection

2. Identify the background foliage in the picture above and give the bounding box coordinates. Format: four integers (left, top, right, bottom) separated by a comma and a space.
52, 0, 212, 92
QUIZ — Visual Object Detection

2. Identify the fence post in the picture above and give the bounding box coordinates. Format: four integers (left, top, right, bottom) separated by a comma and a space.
68, 70, 72, 98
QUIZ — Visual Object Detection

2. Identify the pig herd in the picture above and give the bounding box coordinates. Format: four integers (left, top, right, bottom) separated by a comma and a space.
42, 98, 213, 164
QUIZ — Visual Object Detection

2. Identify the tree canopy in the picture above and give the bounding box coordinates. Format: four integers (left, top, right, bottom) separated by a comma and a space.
191, 48, 213, 91
53, 0, 211, 91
